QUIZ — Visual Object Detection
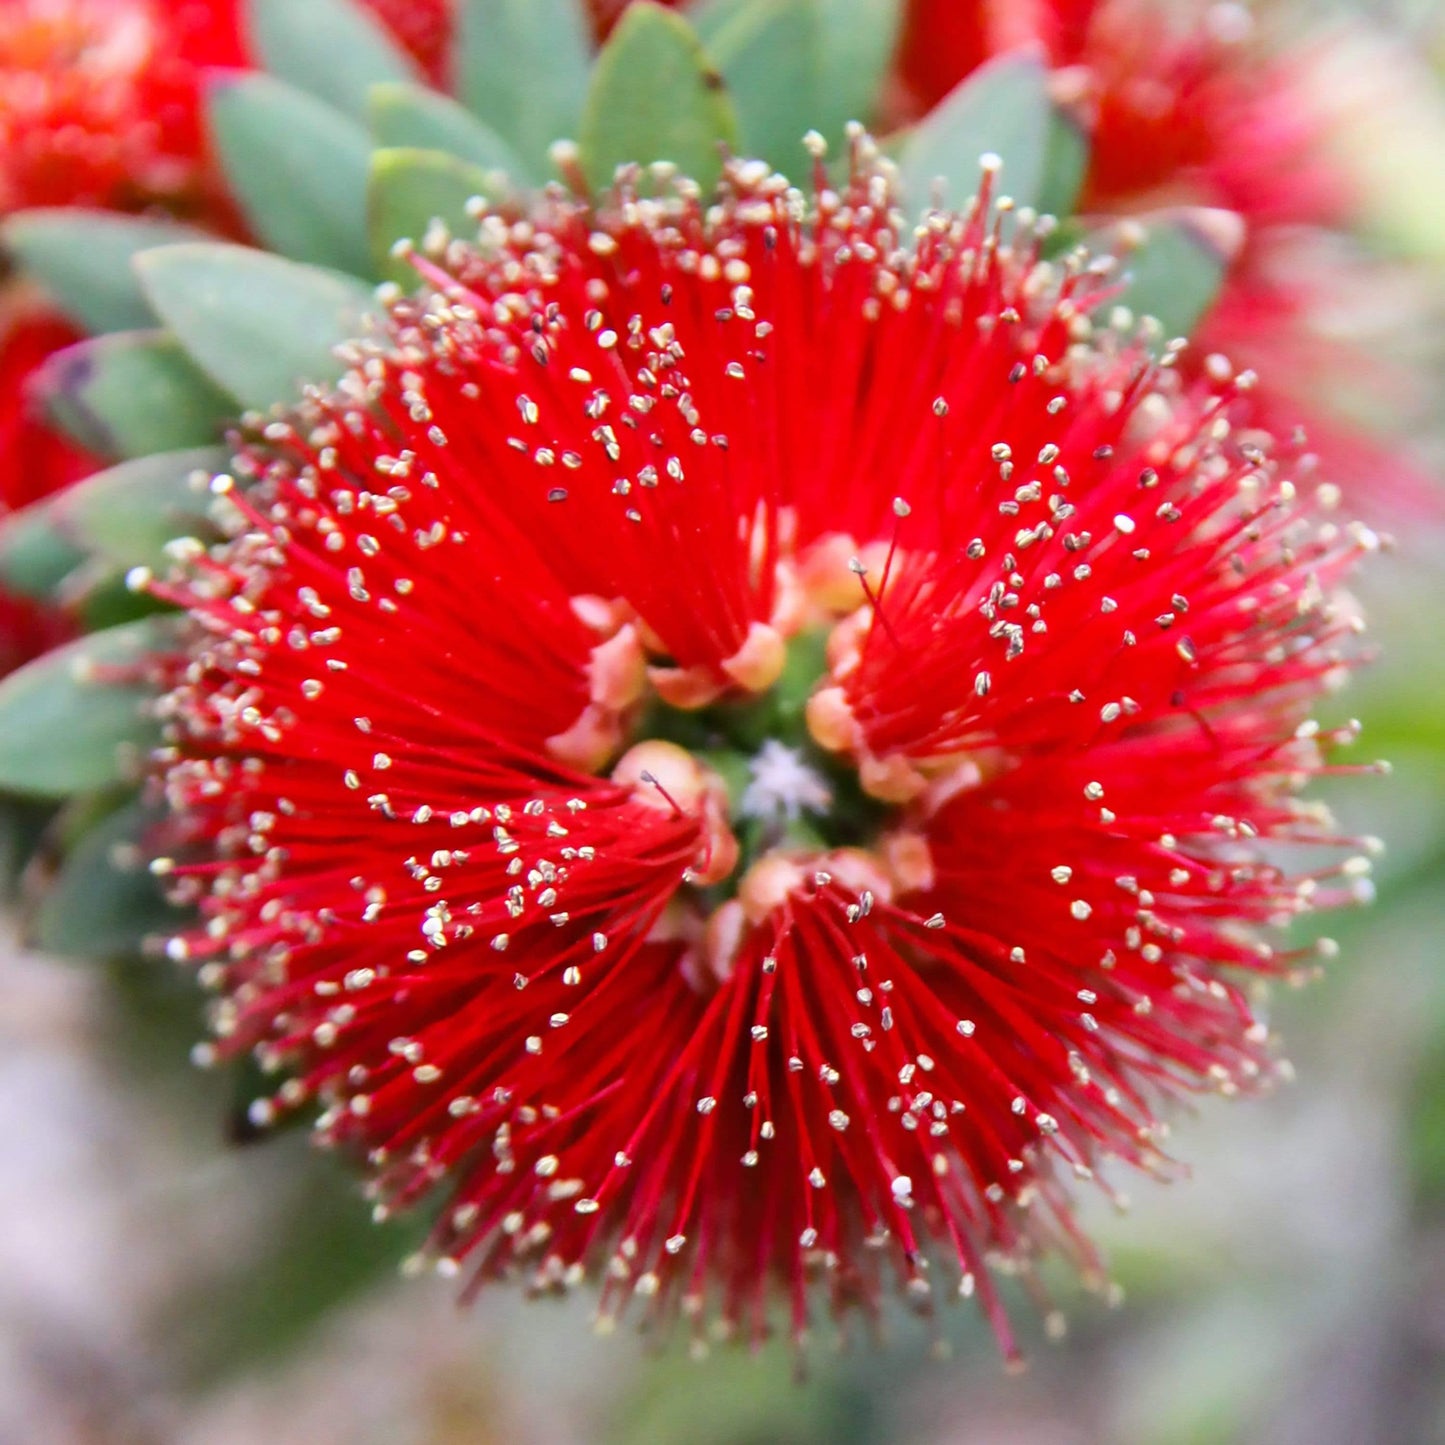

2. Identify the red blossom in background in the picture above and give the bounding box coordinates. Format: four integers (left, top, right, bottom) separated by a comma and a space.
894, 0, 1346, 225
0, 0, 244, 221
0, 0, 247, 672
154, 156, 1374, 1355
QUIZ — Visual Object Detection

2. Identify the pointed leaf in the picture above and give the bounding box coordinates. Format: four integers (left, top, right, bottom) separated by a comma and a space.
581, 5, 740, 194
0, 617, 181, 796
136, 244, 382, 413
814, 0, 902, 139
367, 81, 530, 179
246, 0, 419, 121
1, 211, 201, 335
0, 505, 86, 598
1037, 104, 1089, 220
456, 0, 590, 173
368, 148, 498, 284
1089, 208, 1242, 341
703, 0, 819, 175
897, 50, 1052, 213
35, 800, 178, 959
208, 73, 375, 276
52, 447, 227, 571
34, 331, 234, 460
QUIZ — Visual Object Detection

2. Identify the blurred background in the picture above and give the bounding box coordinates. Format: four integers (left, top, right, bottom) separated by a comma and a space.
4, 1, 1445, 1442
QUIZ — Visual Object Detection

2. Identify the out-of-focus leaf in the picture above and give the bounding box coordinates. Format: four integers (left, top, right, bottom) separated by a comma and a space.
34, 799, 176, 959
0, 617, 180, 796
367, 148, 497, 284
1037, 104, 1089, 219
208, 73, 375, 276
814, 0, 902, 140
581, 5, 740, 193
1087, 207, 1242, 340
136, 245, 381, 413
34, 331, 234, 460
455, 0, 590, 174
51, 447, 227, 572
0, 211, 199, 335
367, 81, 530, 180
247, 0, 419, 122
701, 0, 819, 175
897, 50, 1054, 213
0, 504, 86, 598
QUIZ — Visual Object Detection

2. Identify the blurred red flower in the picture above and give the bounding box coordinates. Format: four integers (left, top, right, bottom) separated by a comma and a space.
156, 156, 1373, 1354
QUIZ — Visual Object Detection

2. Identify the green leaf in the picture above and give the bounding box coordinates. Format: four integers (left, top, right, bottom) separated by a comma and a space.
367, 81, 530, 179
814, 0, 902, 140
246, 0, 419, 122
455, 0, 590, 174
136, 244, 382, 413
897, 50, 1053, 214
0, 211, 201, 335
1037, 105, 1089, 220
1088, 208, 1242, 341
208, 73, 375, 276
368, 148, 497, 284
703, 0, 819, 176
0, 504, 86, 599
0, 617, 180, 797
34, 800, 177, 959
51, 447, 227, 572
35, 331, 234, 460
581, 4, 740, 194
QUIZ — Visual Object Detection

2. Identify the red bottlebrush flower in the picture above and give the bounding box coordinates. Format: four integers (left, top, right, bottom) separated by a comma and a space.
0, 0, 244, 222
155, 151, 1374, 1356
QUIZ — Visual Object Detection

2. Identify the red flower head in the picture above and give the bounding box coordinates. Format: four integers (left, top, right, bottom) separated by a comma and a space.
0, 0, 244, 221
155, 148, 1375, 1356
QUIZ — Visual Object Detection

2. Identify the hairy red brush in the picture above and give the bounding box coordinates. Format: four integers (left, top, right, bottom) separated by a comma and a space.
151, 148, 1376, 1357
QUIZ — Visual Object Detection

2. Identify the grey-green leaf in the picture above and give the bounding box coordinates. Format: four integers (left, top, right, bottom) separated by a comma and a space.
52, 447, 228, 572
0, 617, 181, 797
1, 211, 202, 335
35, 800, 178, 959
1089, 208, 1242, 341
246, 0, 419, 121
136, 244, 382, 413
208, 73, 375, 276
0, 505, 87, 599
456, 0, 590, 174
35, 331, 234, 460
368, 82, 530, 180
581, 4, 740, 194
703, 0, 819, 176
814, 0, 902, 140
368, 148, 499, 284
897, 50, 1052, 214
